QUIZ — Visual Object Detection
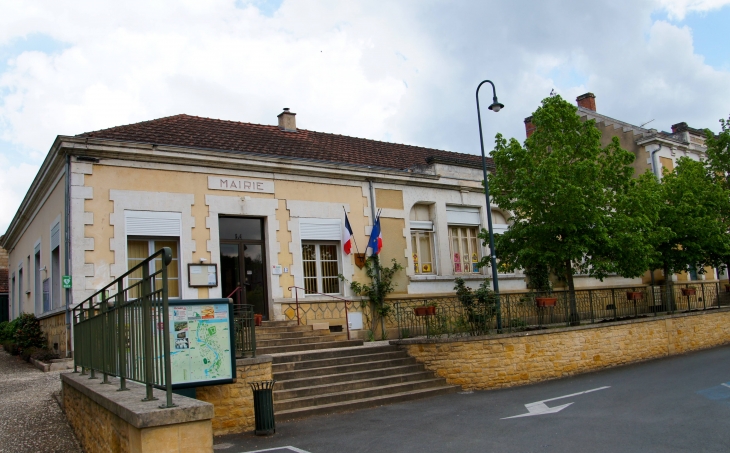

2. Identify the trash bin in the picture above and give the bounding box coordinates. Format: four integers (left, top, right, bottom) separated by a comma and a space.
250, 380, 277, 435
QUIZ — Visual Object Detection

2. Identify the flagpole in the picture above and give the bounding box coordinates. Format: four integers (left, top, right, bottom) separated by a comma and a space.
343, 206, 362, 255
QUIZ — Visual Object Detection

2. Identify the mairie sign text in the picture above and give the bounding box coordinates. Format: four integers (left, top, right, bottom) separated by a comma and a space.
208, 176, 274, 194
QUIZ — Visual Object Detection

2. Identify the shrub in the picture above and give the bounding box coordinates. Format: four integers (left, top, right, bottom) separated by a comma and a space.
32, 348, 60, 362
13, 313, 47, 354
2, 340, 20, 355
21, 346, 40, 362
1, 318, 20, 342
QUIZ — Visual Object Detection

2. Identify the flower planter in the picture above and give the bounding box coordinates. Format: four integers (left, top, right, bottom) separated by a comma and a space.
626, 291, 644, 301
254, 314, 263, 326
535, 297, 557, 307
681, 288, 696, 296
414, 306, 436, 316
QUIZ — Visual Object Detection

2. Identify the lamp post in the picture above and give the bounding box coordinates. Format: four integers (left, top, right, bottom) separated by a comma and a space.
476, 80, 504, 331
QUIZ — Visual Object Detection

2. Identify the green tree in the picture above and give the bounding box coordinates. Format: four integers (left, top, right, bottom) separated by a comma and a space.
486, 95, 659, 325
705, 114, 730, 190
652, 158, 730, 304
340, 256, 403, 340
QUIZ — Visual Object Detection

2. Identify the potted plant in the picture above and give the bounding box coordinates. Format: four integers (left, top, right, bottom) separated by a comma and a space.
254, 314, 263, 326
414, 304, 436, 316
681, 287, 697, 296
626, 291, 644, 300
526, 263, 556, 307
454, 278, 496, 336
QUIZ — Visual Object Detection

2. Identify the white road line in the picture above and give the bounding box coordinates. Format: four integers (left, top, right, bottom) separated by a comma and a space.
501, 386, 611, 419
241, 447, 312, 453
721, 383, 730, 389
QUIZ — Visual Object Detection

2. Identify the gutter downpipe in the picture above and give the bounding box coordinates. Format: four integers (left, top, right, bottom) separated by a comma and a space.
650, 144, 663, 289
367, 179, 383, 336
64, 152, 72, 357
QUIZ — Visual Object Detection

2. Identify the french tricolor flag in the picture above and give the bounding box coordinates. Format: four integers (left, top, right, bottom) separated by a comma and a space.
343, 213, 354, 255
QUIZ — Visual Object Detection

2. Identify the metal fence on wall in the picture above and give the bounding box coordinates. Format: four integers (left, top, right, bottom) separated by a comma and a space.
393, 282, 730, 339
72, 247, 175, 408
233, 303, 256, 358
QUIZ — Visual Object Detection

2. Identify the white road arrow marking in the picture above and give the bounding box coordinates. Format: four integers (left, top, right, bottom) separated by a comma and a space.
501, 386, 610, 419
721, 383, 730, 389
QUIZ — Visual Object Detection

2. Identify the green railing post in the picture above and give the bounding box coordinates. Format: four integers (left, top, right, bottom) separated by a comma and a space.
100, 291, 110, 384
141, 262, 156, 402
117, 280, 128, 391
589, 289, 595, 324
718, 282, 722, 308
160, 248, 175, 409
701, 282, 706, 310
611, 289, 617, 321
88, 301, 96, 380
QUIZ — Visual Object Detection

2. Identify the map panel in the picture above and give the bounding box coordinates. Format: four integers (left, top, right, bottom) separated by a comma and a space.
168, 302, 234, 386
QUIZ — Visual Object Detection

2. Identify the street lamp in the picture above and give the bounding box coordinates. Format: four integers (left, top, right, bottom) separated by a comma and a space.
476, 80, 503, 331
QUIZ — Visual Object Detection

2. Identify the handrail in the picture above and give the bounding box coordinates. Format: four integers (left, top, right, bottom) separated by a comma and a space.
288, 286, 355, 340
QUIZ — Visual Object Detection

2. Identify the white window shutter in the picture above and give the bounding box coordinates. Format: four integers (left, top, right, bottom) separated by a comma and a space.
125, 211, 182, 237
51, 223, 61, 250
446, 206, 481, 225
300, 218, 341, 240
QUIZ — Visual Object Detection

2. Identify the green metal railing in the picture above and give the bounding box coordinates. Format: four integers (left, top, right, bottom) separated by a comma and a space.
234, 303, 256, 358
72, 247, 175, 408
394, 281, 730, 339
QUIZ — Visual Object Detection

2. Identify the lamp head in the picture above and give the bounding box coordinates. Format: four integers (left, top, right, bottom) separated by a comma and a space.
488, 97, 504, 112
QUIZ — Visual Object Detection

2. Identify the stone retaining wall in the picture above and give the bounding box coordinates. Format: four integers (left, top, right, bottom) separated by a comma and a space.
395, 308, 730, 390
39, 312, 67, 357
62, 373, 214, 453
196, 356, 273, 435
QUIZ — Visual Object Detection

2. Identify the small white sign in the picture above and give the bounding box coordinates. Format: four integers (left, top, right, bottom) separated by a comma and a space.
272, 265, 283, 275
208, 176, 274, 193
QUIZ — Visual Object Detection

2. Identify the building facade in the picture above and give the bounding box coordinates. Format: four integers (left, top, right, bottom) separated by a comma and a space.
1, 109, 526, 352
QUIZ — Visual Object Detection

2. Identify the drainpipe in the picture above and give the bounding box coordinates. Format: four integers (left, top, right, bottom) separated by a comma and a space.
64, 153, 72, 357
650, 143, 663, 179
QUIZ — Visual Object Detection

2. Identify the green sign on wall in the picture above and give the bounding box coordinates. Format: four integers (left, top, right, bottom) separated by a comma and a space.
62, 276, 72, 289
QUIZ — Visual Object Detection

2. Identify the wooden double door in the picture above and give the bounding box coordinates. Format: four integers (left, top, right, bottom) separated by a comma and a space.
219, 217, 268, 319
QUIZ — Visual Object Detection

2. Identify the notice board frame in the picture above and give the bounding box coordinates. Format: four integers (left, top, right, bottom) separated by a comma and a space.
163, 298, 237, 390
187, 263, 219, 288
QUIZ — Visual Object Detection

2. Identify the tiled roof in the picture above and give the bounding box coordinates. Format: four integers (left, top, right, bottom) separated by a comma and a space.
77, 114, 491, 171
0, 268, 8, 294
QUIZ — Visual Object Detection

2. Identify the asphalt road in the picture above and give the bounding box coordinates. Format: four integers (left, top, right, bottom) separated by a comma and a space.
217, 345, 730, 453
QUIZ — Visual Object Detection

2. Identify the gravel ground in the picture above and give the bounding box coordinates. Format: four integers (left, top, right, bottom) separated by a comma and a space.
0, 351, 81, 453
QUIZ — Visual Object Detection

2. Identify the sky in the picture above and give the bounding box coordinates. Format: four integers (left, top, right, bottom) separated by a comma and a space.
1, 0, 730, 233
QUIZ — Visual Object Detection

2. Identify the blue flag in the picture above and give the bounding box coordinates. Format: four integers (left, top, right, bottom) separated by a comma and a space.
367, 216, 382, 255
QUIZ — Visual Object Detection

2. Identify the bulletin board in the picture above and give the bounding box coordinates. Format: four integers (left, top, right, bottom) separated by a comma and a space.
187, 264, 218, 287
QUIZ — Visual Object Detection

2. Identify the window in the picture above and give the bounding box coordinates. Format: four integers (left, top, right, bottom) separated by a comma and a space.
302, 242, 340, 294
34, 248, 41, 314
448, 227, 481, 274
127, 239, 180, 297
18, 267, 23, 312
410, 204, 436, 274
10, 274, 15, 319
51, 222, 61, 309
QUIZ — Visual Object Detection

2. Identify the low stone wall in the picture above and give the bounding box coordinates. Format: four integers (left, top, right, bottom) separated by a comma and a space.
39, 312, 67, 356
196, 356, 273, 435
394, 308, 730, 390
62, 373, 214, 453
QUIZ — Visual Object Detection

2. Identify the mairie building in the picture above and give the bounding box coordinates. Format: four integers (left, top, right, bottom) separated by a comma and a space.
2, 96, 719, 356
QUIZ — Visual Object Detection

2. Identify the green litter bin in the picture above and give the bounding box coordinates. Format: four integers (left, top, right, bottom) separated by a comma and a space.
250, 380, 277, 435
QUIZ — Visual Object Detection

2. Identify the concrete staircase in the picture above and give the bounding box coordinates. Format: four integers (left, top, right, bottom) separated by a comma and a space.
256, 320, 363, 355
271, 345, 459, 420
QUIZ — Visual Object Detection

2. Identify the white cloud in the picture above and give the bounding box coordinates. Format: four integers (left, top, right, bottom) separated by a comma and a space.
657, 0, 730, 20
1, 0, 729, 232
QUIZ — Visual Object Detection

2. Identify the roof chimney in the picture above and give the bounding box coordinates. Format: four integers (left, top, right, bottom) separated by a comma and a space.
576, 93, 596, 111
671, 122, 688, 133
524, 116, 536, 138
277, 108, 297, 132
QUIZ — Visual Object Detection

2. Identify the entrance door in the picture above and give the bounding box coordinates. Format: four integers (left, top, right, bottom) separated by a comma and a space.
219, 217, 268, 319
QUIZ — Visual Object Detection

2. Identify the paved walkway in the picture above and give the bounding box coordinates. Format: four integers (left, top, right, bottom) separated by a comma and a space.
0, 351, 81, 453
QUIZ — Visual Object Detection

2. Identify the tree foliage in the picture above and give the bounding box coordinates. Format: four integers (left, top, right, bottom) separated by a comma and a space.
705, 114, 730, 190
653, 157, 730, 277
485, 95, 659, 323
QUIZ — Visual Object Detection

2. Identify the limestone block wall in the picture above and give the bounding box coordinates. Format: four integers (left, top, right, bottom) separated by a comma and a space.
39, 312, 67, 356
61, 373, 214, 453
397, 309, 730, 390
196, 356, 273, 435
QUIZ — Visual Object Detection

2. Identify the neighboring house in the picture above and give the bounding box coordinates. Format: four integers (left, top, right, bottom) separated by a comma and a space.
0, 109, 524, 350
525, 93, 716, 286
0, 238, 8, 323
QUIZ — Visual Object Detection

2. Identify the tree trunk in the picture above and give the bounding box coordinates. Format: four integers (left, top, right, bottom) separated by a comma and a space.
565, 260, 580, 326
664, 263, 674, 312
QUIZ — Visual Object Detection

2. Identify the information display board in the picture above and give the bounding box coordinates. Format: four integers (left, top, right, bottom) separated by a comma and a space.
167, 299, 236, 389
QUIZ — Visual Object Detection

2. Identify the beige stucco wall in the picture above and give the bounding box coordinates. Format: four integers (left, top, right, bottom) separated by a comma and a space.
7, 173, 66, 319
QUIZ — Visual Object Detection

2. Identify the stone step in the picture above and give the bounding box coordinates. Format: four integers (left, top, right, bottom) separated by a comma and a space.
255, 325, 319, 334
272, 345, 396, 364
261, 320, 298, 327
272, 350, 411, 372
275, 364, 427, 390
257, 340, 364, 355
274, 358, 420, 383
274, 378, 454, 412
275, 386, 458, 421
274, 371, 436, 400
257, 334, 348, 348
256, 330, 328, 340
